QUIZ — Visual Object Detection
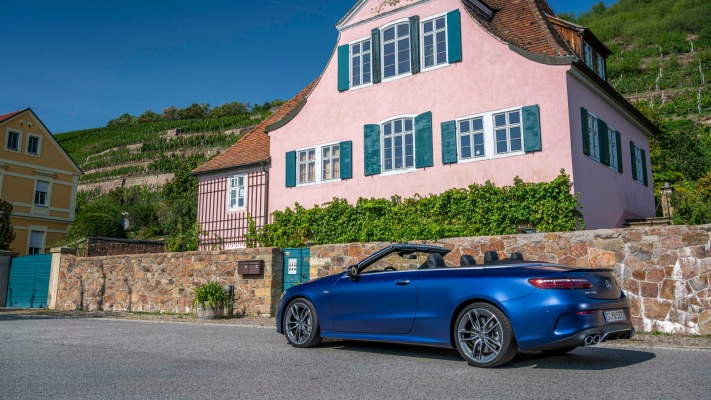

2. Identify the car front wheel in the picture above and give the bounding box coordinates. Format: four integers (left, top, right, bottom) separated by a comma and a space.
454, 302, 518, 368
284, 298, 322, 348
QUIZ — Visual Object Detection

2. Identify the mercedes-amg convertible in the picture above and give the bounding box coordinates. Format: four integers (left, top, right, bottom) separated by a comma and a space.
276, 244, 634, 367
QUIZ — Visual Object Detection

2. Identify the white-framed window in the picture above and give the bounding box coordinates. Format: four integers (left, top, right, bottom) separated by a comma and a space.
321, 144, 341, 181
28, 230, 45, 255
382, 21, 411, 79
607, 126, 618, 171
587, 112, 600, 161
34, 180, 49, 207
493, 110, 523, 154
382, 117, 414, 172
596, 54, 606, 80
633, 145, 644, 184
458, 117, 485, 160
227, 175, 246, 211
584, 41, 594, 69
351, 39, 372, 88
27, 134, 41, 155
297, 143, 341, 185
422, 15, 447, 69
5, 130, 21, 151
298, 148, 317, 184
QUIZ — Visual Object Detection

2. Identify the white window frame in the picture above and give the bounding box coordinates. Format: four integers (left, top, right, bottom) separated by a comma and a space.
381, 18, 412, 82
34, 180, 50, 207
587, 111, 600, 161
596, 54, 606, 80
226, 174, 247, 211
349, 37, 373, 90
5, 129, 22, 152
584, 41, 594, 69
633, 144, 645, 185
28, 230, 46, 255
295, 142, 342, 187
457, 115, 486, 161
26, 133, 42, 156
420, 12, 449, 72
379, 115, 416, 175
607, 125, 618, 171
455, 106, 526, 164
493, 109, 524, 155
320, 143, 341, 182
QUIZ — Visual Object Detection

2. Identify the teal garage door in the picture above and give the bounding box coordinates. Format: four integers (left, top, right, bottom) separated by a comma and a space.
6, 254, 52, 308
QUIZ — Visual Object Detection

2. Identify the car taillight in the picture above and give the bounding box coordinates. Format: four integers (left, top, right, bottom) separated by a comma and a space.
528, 278, 594, 289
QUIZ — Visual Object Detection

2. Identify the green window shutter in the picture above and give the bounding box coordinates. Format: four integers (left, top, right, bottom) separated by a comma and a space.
371, 28, 381, 84
441, 120, 458, 164
641, 148, 648, 186
364, 124, 381, 176
447, 10, 462, 63
409, 16, 420, 73
415, 111, 433, 168
629, 141, 638, 182
581, 108, 590, 156
522, 105, 542, 153
285, 151, 296, 188
339, 141, 352, 180
598, 119, 609, 166
337, 45, 350, 91
615, 131, 623, 173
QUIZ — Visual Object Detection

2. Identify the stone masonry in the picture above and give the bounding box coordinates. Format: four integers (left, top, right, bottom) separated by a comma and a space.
310, 225, 711, 334
55, 248, 283, 316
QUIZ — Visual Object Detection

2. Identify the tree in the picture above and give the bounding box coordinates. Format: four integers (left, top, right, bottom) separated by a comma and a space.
0, 199, 15, 251
161, 106, 179, 121
138, 109, 161, 123
178, 103, 210, 120
106, 113, 137, 127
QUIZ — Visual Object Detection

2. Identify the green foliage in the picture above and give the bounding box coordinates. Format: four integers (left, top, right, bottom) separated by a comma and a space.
68, 209, 127, 240
0, 199, 15, 251
193, 281, 230, 308
165, 221, 201, 252
248, 172, 584, 248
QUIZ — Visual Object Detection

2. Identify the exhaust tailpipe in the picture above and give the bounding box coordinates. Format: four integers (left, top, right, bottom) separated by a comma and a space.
584, 334, 601, 345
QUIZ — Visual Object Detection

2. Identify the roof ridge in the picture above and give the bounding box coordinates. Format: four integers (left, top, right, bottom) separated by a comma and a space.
527, 0, 574, 56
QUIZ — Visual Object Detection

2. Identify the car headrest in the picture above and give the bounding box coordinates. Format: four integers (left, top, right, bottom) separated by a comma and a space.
460, 255, 477, 266
484, 251, 499, 263
425, 253, 446, 269
509, 252, 524, 260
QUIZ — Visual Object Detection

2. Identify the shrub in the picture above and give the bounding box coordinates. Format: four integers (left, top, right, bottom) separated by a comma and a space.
69, 212, 127, 240
0, 199, 15, 251
193, 281, 229, 308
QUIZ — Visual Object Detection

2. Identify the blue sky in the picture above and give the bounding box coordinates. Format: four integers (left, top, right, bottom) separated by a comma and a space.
1, 0, 615, 133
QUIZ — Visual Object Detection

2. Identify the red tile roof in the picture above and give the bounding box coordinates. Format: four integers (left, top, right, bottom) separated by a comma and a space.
0, 110, 24, 123
192, 78, 320, 175
463, 0, 575, 57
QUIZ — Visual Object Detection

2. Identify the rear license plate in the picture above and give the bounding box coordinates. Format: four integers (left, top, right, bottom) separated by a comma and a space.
604, 310, 626, 323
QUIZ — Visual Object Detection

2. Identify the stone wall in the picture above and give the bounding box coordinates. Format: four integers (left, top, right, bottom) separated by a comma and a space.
55, 248, 283, 316
310, 225, 711, 334
82, 237, 165, 257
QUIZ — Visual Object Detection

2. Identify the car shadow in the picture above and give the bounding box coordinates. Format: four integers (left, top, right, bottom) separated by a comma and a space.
322, 340, 656, 370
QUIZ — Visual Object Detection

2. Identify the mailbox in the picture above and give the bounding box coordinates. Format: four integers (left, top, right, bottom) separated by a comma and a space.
238, 260, 264, 275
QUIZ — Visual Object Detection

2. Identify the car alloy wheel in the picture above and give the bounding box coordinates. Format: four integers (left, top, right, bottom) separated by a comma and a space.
284, 299, 322, 348
454, 303, 517, 367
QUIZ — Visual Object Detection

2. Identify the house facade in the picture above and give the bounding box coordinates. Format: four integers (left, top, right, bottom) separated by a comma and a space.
194, 0, 657, 248
0, 108, 82, 255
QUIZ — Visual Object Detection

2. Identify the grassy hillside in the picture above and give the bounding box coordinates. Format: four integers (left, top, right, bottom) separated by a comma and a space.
567, 0, 711, 223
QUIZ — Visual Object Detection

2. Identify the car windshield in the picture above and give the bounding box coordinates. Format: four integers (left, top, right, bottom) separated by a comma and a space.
360, 251, 455, 274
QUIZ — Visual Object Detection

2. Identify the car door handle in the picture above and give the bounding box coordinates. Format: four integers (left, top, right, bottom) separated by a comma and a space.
395, 279, 411, 286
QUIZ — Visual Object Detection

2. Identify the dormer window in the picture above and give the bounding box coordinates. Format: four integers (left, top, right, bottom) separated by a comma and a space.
583, 41, 594, 70
596, 54, 606, 80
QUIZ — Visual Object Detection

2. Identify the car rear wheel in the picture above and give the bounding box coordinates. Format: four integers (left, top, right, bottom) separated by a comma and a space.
284, 299, 322, 348
454, 303, 518, 368
542, 346, 577, 355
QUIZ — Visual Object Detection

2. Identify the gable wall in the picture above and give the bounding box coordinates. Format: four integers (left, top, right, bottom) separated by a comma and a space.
269, 0, 574, 213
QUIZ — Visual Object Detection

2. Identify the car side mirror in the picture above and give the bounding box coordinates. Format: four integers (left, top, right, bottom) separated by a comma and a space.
346, 265, 360, 281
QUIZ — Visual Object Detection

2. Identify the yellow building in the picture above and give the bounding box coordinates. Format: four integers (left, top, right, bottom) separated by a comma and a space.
0, 108, 82, 255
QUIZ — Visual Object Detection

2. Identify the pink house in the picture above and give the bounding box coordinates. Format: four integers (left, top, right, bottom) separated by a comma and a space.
194, 0, 657, 248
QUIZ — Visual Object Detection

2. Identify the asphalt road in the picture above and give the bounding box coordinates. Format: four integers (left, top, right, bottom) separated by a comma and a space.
0, 315, 709, 400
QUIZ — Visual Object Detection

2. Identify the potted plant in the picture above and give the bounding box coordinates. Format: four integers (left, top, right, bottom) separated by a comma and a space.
193, 281, 230, 320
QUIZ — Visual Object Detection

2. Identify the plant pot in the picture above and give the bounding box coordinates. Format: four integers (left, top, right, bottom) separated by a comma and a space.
196, 303, 224, 320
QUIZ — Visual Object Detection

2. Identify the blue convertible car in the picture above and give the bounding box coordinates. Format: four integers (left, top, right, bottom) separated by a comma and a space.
276, 244, 634, 367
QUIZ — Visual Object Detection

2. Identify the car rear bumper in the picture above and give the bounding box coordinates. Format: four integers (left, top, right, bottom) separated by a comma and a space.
525, 325, 635, 352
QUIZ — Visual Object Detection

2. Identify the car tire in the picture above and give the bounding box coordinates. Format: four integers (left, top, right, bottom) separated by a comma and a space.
284, 298, 322, 348
454, 302, 518, 368
542, 346, 577, 355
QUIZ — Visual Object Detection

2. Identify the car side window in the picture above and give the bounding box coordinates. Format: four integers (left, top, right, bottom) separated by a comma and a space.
361, 252, 430, 274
